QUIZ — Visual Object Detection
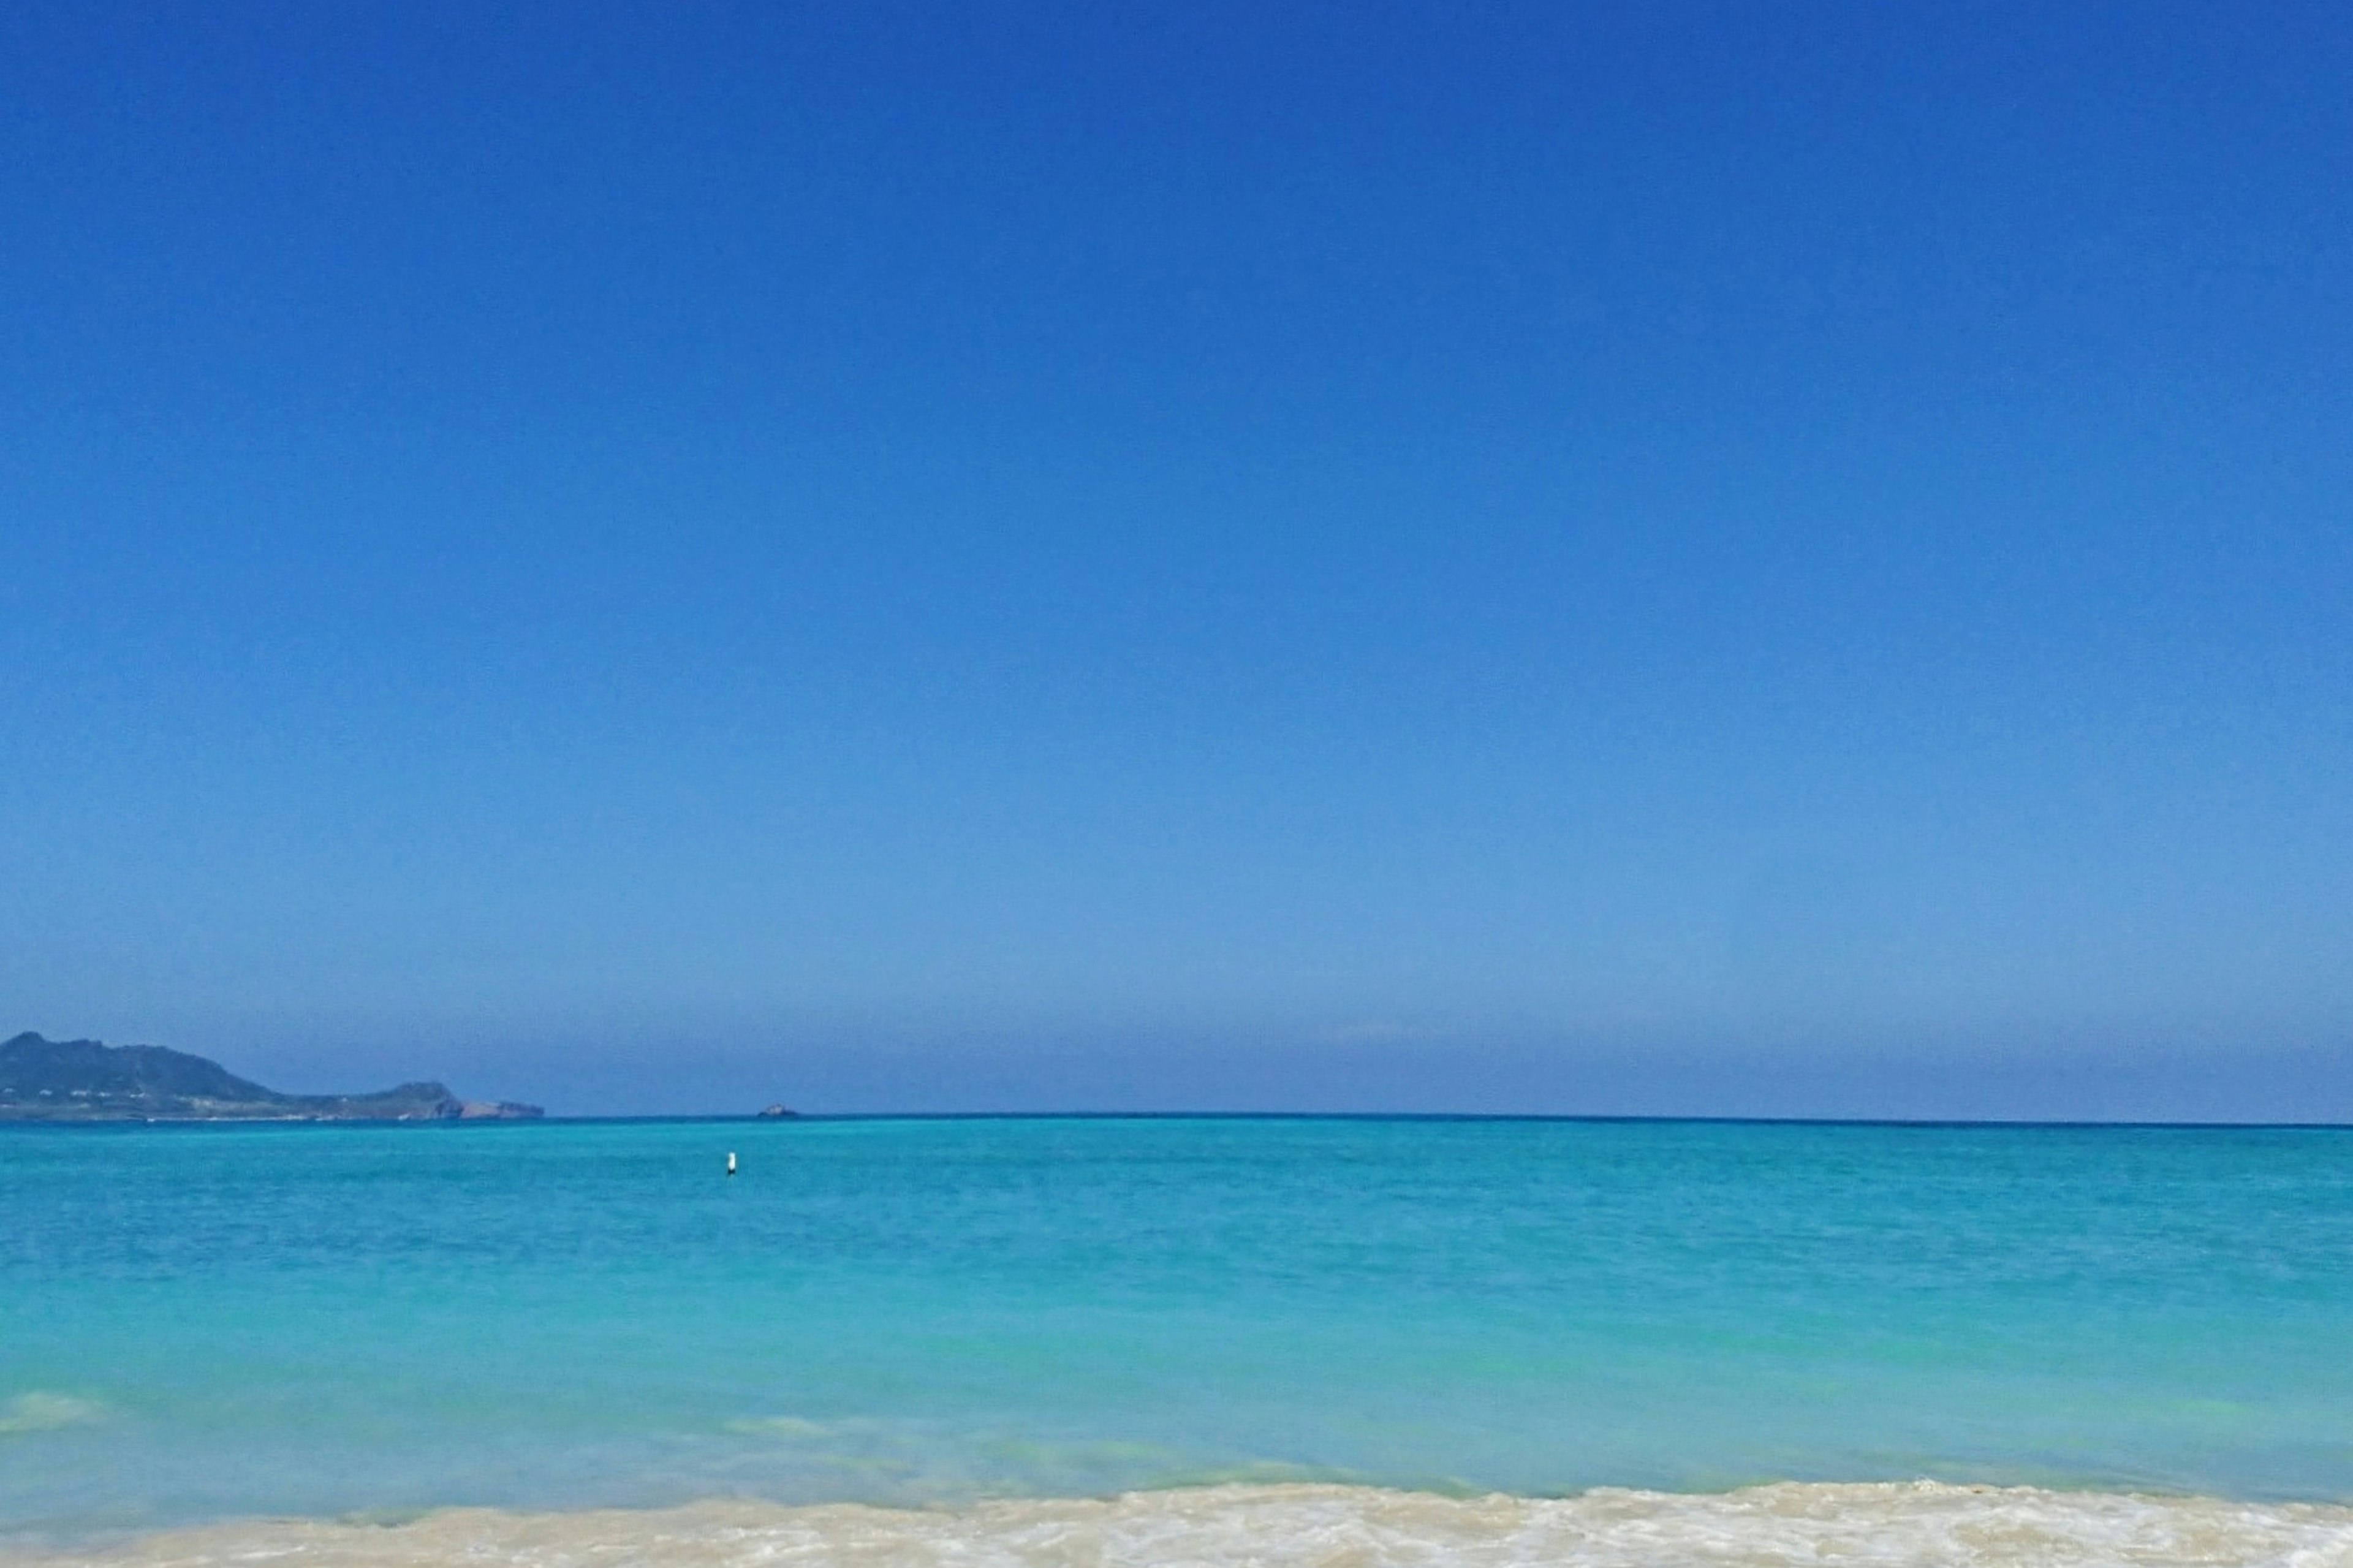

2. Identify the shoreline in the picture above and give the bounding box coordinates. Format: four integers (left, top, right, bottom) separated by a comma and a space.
11, 1480, 2353, 1567
17, 1120, 2350, 1559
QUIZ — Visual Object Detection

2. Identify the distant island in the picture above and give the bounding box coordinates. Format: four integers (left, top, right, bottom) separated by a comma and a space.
0, 1032, 543, 1121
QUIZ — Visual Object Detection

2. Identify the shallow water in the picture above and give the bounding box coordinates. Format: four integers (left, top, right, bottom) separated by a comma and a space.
16, 1485, 2353, 1568
5, 1118, 2352, 1550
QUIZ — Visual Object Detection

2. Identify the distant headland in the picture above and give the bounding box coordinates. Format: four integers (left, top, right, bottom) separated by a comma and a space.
0, 1032, 543, 1121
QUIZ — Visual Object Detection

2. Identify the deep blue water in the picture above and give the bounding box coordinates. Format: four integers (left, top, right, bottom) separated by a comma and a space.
4, 1116, 2351, 1536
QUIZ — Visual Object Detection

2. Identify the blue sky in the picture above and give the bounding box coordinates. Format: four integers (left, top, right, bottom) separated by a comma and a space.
4, 1, 2348, 1116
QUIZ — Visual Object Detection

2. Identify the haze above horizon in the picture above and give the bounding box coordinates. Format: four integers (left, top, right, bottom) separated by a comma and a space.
4, 1, 2347, 1118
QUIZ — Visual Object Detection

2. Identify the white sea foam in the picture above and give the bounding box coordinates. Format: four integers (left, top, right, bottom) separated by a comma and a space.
13, 1483, 2353, 1568
0, 1395, 102, 1437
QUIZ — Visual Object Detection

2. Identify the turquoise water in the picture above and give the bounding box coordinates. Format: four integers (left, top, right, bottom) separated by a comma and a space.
4, 1117, 2352, 1539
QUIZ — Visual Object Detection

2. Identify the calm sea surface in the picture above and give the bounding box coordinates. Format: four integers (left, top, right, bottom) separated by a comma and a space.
4, 1116, 2352, 1545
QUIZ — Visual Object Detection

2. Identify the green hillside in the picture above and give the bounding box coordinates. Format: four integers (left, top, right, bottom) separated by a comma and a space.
0, 1033, 540, 1121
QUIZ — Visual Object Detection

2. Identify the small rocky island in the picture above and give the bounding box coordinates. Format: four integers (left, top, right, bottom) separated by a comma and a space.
0, 1032, 542, 1121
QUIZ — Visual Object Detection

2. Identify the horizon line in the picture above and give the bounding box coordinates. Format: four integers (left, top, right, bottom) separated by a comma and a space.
12, 1110, 2350, 1132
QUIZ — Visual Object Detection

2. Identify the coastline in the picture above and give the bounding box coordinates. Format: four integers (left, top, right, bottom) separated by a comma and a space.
13, 1119, 2351, 1556
11, 1481, 2353, 1567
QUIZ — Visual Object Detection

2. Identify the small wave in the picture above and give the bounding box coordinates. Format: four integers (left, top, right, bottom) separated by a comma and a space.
0, 1396, 102, 1437
9, 1482, 2353, 1567
722, 1415, 833, 1439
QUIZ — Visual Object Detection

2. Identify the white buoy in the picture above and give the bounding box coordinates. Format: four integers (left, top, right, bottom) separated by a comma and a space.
726, 1151, 737, 1176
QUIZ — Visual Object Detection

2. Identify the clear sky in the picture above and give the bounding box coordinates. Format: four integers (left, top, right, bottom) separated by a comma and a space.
4, 1, 2347, 1118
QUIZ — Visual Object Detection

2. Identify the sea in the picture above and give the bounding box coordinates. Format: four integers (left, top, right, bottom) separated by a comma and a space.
4, 1116, 2352, 1566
